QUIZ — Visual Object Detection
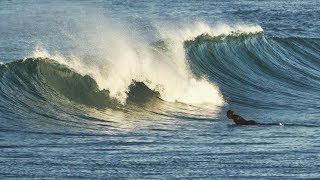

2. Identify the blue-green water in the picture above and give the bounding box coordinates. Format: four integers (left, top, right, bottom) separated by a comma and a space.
1, 0, 320, 178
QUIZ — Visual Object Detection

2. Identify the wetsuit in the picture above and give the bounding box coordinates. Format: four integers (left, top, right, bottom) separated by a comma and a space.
231, 114, 258, 125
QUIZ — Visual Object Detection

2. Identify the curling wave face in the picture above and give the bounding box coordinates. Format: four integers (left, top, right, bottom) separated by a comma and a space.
185, 33, 320, 109
0, 58, 163, 109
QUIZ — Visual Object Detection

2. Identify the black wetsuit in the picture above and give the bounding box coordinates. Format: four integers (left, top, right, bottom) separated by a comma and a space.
231, 115, 258, 125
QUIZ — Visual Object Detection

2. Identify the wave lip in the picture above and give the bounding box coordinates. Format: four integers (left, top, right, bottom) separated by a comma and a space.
156, 22, 263, 43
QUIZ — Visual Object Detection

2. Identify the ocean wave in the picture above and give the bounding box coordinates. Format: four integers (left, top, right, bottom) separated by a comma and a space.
3, 20, 319, 112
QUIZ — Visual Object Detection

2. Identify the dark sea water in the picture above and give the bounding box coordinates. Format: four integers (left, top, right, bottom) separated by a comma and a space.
1, 0, 320, 178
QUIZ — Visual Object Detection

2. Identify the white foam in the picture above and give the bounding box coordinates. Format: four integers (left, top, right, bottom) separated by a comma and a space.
29, 14, 264, 106
155, 21, 263, 43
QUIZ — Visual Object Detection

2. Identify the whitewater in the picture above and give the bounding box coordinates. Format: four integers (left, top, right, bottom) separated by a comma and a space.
1, 0, 320, 178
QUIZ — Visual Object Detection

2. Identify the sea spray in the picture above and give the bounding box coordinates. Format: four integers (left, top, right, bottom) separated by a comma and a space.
29, 15, 232, 106
31, 19, 263, 106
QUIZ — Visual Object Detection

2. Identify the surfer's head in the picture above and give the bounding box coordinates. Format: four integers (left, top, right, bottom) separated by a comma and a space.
227, 110, 234, 119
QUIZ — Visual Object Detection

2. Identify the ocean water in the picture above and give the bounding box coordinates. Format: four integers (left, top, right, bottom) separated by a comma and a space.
1, 0, 320, 178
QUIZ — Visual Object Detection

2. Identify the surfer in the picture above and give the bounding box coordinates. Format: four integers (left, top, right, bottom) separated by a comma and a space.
227, 110, 258, 125
227, 110, 282, 126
